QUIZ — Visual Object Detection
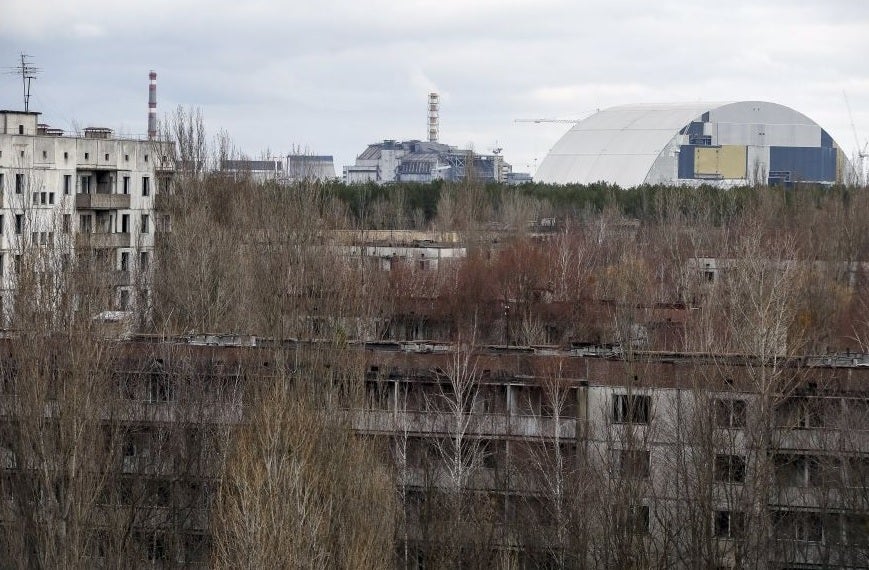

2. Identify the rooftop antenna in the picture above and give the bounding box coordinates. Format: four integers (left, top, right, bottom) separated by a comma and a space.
6, 53, 40, 112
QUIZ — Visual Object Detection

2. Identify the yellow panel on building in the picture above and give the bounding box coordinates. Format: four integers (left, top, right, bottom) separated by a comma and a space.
694, 145, 747, 179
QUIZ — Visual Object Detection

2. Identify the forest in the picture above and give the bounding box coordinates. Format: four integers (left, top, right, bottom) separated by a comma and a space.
0, 113, 866, 568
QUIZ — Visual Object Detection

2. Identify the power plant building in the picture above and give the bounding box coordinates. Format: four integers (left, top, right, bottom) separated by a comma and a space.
344, 140, 510, 184
535, 101, 853, 187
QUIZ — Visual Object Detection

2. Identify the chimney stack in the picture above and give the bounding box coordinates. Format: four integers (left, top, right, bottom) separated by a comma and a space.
428, 92, 439, 143
148, 70, 157, 140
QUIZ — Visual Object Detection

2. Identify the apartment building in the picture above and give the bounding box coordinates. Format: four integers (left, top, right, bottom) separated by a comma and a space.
0, 110, 172, 317
1, 334, 859, 568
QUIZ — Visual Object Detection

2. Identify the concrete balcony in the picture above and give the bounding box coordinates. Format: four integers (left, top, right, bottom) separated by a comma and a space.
75, 193, 130, 210
78, 232, 131, 249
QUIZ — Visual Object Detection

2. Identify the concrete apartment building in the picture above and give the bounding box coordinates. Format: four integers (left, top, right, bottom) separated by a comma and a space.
0, 110, 172, 317
1, 333, 859, 568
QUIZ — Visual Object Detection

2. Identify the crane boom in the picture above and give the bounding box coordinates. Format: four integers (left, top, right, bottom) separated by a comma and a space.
843, 91, 865, 157
514, 118, 578, 124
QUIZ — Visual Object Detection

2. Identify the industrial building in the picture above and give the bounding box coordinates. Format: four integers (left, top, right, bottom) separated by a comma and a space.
221, 154, 336, 184
286, 154, 336, 182
535, 101, 853, 187
344, 92, 513, 184
344, 139, 511, 184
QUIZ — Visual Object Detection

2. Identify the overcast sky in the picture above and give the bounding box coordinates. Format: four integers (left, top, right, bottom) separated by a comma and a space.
1, 0, 867, 176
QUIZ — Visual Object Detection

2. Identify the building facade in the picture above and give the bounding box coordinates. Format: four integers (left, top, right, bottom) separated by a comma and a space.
0, 110, 171, 318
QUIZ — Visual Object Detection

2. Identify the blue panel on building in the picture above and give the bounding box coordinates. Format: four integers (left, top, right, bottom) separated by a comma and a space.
769, 146, 836, 182
686, 122, 704, 137
820, 129, 833, 148
678, 145, 695, 179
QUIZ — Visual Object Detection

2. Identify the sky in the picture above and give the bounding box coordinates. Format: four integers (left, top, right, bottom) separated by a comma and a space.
1, 0, 867, 176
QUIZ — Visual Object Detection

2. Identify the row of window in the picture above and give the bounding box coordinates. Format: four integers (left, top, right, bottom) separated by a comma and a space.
2, 141, 150, 163
0, 213, 150, 236
366, 385, 854, 433
0, 251, 149, 276
0, 173, 154, 197
613, 395, 748, 427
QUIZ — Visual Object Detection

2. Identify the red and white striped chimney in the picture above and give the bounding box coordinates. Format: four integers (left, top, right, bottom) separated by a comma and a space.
148, 70, 157, 140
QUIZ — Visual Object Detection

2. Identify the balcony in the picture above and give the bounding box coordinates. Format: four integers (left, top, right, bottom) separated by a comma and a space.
75, 193, 130, 210
78, 232, 131, 249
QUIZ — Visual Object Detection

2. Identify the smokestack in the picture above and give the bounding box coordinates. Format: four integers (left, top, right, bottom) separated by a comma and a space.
428, 92, 439, 143
148, 70, 157, 140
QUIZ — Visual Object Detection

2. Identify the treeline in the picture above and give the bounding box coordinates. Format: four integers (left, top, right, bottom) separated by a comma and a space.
294, 178, 862, 231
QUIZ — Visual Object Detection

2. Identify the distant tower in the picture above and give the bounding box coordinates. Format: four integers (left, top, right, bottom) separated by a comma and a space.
428, 92, 439, 143
148, 70, 157, 140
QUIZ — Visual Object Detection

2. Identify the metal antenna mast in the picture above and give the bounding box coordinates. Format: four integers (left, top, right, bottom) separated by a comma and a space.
8, 54, 40, 112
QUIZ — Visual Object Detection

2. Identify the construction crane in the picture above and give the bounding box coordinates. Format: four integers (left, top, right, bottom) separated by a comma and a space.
844, 91, 868, 184
844, 92, 867, 157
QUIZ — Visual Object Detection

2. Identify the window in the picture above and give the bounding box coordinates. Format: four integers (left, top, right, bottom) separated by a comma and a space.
63, 151, 68, 160
14, 255, 20, 274
845, 514, 869, 545
121, 214, 130, 233
84, 152, 89, 160
80, 175, 91, 194
42, 150, 47, 159
122, 176, 130, 195
775, 397, 825, 429
715, 399, 747, 428
14, 214, 23, 235
148, 373, 172, 403
714, 510, 745, 538
79, 215, 92, 233
774, 454, 823, 487
625, 505, 650, 534
40, 192, 47, 205
104, 153, 109, 161
140, 252, 150, 271
120, 252, 130, 272
30, 232, 37, 245
142, 176, 150, 196
62, 214, 71, 234
0, 215, 3, 234
141, 214, 149, 233
124, 154, 129, 162
144, 154, 149, 163
48, 192, 54, 205
613, 394, 651, 424
32, 192, 39, 205
617, 449, 650, 479
714, 454, 746, 483
119, 289, 130, 311
63, 174, 71, 195
17, 125, 23, 135
0, 254, 3, 276
15, 173, 24, 194
0, 173, 3, 190
773, 511, 823, 543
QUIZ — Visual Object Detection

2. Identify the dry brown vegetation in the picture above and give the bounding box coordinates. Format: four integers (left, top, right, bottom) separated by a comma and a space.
0, 111, 866, 568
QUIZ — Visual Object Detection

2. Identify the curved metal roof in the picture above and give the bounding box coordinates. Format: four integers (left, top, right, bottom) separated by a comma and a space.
535, 102, 730, 186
